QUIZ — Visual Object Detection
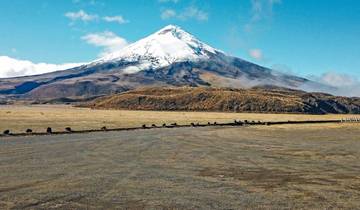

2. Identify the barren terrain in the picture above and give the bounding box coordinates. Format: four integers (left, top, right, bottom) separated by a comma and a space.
0, 124, 360, 209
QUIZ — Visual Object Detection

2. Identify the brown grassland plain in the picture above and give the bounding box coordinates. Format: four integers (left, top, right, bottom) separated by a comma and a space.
0, 105, 359, 133
1, 105, 360, 209
0, 123, 359, 209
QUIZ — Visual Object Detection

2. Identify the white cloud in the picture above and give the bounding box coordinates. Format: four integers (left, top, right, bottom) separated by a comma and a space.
103, 15, 128, 24
161, 9, 177, 19
318, 72, 359, 88
249, 49, 263, 60
65, 10, 98, 22
161, 6, 208, 21
65, 10, 129, 25
81, 31, 128, 57
302, 71, 360, 97
0, 56, 85, 78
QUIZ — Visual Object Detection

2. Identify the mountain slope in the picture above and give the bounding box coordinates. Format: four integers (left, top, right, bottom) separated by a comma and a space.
0, 25, 321, 100
87, 87, 360, 114
93, 24, 221, 71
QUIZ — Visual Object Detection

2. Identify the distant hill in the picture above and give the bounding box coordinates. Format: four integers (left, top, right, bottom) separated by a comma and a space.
85, 87, 360, 114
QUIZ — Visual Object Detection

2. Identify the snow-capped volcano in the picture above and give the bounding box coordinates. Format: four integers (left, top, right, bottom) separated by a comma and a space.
93, 25, 223, 73
0, 24, 320, 99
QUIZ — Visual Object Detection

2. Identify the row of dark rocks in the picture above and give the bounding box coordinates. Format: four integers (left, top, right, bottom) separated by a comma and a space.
2, 120, 250, 135
1, 119, 349, 136
3, 127, 73, 135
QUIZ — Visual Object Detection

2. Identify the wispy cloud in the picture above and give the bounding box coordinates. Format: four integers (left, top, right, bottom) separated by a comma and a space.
245, 0, 281, 32
301, 71, 360, 97
0, 56, 85, 78
251, 0, 281, 21
81, 31, 128, 57
318, 72, 358, 88
103, 16, 129, 24
72, 0, 105, 6
161, 9, 177, 19
249, 48, 263, 60
225, 0, 281, 58
65, 10, 128, 25
158, 0, 179, 3
160, 6, 208, 21
179, 6, 208, 21
65, 10, 98, 22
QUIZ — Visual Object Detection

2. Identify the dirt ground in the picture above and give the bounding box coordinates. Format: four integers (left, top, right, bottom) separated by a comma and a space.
0, 124, 359, 209
0, 105, 359, 133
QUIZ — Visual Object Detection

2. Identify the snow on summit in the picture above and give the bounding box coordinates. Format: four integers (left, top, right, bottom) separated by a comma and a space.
94, 25, 222, 73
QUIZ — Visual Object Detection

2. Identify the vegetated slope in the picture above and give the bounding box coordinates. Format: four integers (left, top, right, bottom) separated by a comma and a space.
87, 86, 360, 114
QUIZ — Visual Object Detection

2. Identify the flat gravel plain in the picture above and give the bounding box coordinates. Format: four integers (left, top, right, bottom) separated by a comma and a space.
0, 124, 360, 209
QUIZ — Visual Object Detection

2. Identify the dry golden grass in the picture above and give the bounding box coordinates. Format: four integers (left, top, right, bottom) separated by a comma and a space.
89, 86, 360, 114
0, 105, 359, 133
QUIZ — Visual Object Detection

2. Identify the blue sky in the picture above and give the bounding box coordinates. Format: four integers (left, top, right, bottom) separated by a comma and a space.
0, 0, 359, 81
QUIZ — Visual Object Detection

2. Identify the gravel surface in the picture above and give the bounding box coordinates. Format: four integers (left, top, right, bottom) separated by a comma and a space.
1, 125, 360, 209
